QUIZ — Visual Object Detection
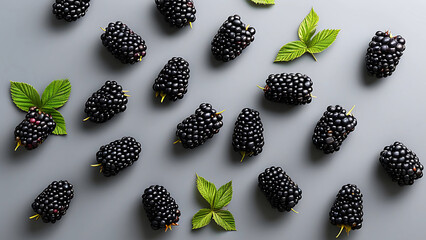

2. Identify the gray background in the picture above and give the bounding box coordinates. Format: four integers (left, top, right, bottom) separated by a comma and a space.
0, 0, 425, 239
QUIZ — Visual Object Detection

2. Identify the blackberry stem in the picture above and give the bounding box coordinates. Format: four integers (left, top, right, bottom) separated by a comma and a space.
189, 22, 193, 29
310, 53, 318, 61
310, 93, 317, 98
346, 105, 355, 116
124, 94, 131, 97
160, 92, 166, 103
29, 214, 40, 220
336, 225, 344, 238
173, 139, 182, 144
240, 151, 246, 162
291, 208, 299, 214
245, 25, 250, 30
83, 117, 90, 122
164, 223, 178, 232
100, 27, 106, 32
216, 110, 226, 115
122, 90, 129, 93
336, 225, 351, 238
256, 85, 265, 90
91, 164, 103, 173
15, 141, 21, 151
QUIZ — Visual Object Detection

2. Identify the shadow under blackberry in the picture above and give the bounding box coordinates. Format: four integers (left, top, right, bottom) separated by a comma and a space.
374, 161, 407, 196
137, 199, 163, 238
253, 182, 289, 221
259, 94, 300, 113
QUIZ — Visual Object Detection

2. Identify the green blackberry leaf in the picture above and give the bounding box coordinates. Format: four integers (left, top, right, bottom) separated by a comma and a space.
307, 29, 340, 53
10, 81, 42, 111
298, 8, 319, 44
274, 41, 307, 62
196, 174, 217, 207
43, 108, 67, 135
192, 209, 213, 230
213, 181, 233, 210
41, 79, 71, 109
212, 210, 236, 231
250, 0, 275, 4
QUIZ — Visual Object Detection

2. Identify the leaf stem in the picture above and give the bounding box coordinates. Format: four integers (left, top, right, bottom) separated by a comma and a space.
310, 52, 318, 61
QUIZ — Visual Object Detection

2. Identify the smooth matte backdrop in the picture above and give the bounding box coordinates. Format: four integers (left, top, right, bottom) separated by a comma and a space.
1, 0, 425, 239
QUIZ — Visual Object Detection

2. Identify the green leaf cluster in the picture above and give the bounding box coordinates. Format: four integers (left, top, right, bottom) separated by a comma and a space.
274, 8, 340, 62
10, 80, 71, 135
192, 174, 236, 231
250, 0, 275, 5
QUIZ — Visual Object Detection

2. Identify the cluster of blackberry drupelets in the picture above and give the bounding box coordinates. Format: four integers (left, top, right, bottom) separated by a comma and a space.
175, 103, 224, 149
30, 180, 74, 223
366, 31, 406, 78
312, 105, 357, 154
153, 57, 190, 102
14, 107, 56, 150
232, 108, 264, 161
155, 0, 196, 28
101, 21, 147, 64
84, 81, 129, 123
142, 185, 181, 231
211, 15, 256, 62
258, 166, 302, 212
261, 73, 314, 105
52, 0, 90, 22
93, 137, 142, 177
329, 184, 363, 238
379, 142, 424, 185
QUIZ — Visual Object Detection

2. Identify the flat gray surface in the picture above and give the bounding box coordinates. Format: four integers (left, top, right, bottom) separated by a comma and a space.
0, 0, 425, 239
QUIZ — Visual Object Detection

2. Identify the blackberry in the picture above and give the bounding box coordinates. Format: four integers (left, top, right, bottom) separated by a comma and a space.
175, 103, 224, 149
366, 31, 406, 78
83, 81, 129, 123
52, 0, 90, 22
101, 21, 147, 64
232, 108, 264, 161
329, 184, 363, 238
155, 0, 196, 28
142, 185, 181, 231
14, 107, 56, 151
261, 73, 314, 105
379, 142, 424, 186
312, 105, 357, 154
30, 180, 74, 223
92, 137, 142, 177
258, 166, 302, 212
153, 57, 190, 102
211, 15, 256, 62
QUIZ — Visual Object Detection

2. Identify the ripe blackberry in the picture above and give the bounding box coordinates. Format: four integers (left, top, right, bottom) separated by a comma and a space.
153, 57, 190, 102
312, 105, 357, 154
260, 73, 314, 105
142, 185, 181, 231
84, 81, 129, 123
52, 0, 90, 22
379, 142, 424, 186
14, 107, 56, 151
366, 31, 406, 78
155, 0, 196, 28
211, 15, 256, 62
175, 103, 224, 149
329, 184, 363, 238
92, 137, 142, 177
101, 21, 147, 64
258, 166, 302, 212
30, 180, 74, 223
232, 108, 264, 161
